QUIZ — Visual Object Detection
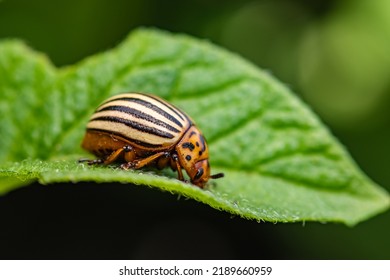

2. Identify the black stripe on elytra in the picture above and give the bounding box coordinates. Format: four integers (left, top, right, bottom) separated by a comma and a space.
182, 142, 195, 151
98, 105, 180, 133
87, 128, 163, 149
103, 97, 183, 128
90, 116, 175, 139
143, 94, 186, 122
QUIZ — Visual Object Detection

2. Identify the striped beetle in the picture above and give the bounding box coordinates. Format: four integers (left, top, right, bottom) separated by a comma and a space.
80, 93, 224, 188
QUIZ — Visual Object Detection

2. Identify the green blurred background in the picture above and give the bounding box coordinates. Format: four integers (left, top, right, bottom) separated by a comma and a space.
0, 0, 389, 259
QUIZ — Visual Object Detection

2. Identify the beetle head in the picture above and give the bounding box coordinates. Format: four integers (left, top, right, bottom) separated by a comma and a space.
176, 126, 224, 188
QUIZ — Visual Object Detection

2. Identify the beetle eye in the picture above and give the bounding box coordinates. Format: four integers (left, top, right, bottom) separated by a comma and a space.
194, 167, 204, 180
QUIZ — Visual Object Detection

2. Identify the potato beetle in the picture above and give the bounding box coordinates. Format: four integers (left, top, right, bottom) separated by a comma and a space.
80, 93, 224, 188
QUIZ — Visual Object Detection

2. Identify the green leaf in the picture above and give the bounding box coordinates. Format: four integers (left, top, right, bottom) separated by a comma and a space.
0, 28, 388, 225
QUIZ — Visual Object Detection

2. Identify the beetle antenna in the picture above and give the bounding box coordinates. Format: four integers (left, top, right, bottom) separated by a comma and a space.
210, 173, 224, 179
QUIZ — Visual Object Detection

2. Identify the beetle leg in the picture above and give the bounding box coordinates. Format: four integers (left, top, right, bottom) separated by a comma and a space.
80, 145, 134, 166
156, 152, 171, 170
102, 145, 132, 165
171, 153, 184, 181
123, 145, 136, 162
78, 158, 104, 165
121, 151, 166, 170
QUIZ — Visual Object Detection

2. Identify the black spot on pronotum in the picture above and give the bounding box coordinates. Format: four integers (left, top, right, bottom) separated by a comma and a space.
194, 168, 204, 180
199, 135, 206, 151
196, 141, 199, 147
185, 155, 192, 161
182, 142, 195, 151
199, 151, 203, 156
189, 131, 197, 137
